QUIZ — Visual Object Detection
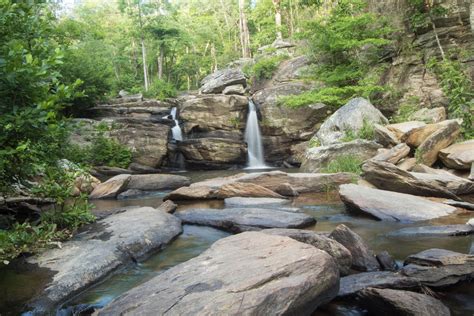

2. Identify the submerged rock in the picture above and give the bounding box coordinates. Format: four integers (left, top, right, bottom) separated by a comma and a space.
358, 288, 450, 316
27, 207, 182, 313
301, 140, 382, 172
329, 224, 380, 272
224, 197, 290, 207
262, 228, 352, 275
388, 225, 474, 237
176, 207, 316, 233
339, 184, 457, 222
315, 97, 388, 145
98, 232, 339, 315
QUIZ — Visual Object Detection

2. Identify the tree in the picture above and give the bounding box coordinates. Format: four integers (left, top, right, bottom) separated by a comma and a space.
272, 0, 283, 40
239, 0, 251, 58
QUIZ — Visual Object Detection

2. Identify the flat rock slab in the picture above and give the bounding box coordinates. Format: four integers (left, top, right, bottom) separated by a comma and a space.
388, 225, 474, 237
339, 184, 457, 222
358, 288, 450, 316
27, 207, 182, 313
261, 228, 352, 275
176, 208, 316, 233
98, 232, 339, 315
224, 197, 290, 207
127, 174, 191, 191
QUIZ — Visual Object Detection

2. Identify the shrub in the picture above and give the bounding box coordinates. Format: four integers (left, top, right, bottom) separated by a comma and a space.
322, 155, 363, 174
245, 55, 287, 81
143, 79, 177, 100
341, 119, 375, 142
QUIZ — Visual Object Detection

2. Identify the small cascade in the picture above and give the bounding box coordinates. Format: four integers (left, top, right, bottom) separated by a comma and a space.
244, 100, 267, 169
169, 107, 183, 141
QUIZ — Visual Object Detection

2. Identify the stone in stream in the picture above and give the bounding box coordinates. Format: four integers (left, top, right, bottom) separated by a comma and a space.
315, 97, 388, 145
443, 199, 474, 210
339, 184, 457, 222
26, 207, 182, 313
89, 174, 131, 199
216, 182, 285, 199
224, 197, 290, 207
358, 288, 450, 316
200, 68, 246, 94
126, 174, 191, 191
361, 160, 460, 199
388, 225, 474, 237
417, 120, 460, 166
274, 182, 299, 196
98, 232, 340, 316
261, 228, 352, 275
301, 140, 382, 173
176, 208, 316, 233
158, 200, 178, 213
439, 140, 474, 170
410, 171, 474, 196
329, 224, 380, 272
116, 189, 146, 200
165, 186, 215, 200
376, 251, 398, 271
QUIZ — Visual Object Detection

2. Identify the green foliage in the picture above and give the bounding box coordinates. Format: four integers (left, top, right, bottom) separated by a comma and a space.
322, 155, 363, 174
427, 57, 474, 138
407, 0, 448, 32
245, 55, 287, 81
308, 138, 321, 148
282, 0, 392, 108
340, 119, 375, 142
143, 79, 177, 100
391, 97, 420, 123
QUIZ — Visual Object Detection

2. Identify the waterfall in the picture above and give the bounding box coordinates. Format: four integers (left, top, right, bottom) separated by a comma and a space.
170, 107, 183, 141
245, 100, 267, 169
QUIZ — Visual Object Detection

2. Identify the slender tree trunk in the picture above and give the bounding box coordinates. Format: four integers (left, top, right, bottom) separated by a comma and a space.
288, 0, 295, 36
238, 0, 251, 58
272, 0, 283, 40
430, 16, 446, 60
211, 42, 218, 72
158, 43, 164, 80
138, 2, 149, 91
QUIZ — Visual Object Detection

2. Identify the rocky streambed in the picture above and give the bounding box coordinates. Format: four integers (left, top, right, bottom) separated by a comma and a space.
1, 169, 473, 315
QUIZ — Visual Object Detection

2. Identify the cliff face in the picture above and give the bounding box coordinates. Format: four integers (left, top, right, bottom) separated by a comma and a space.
368, 0, 474, 114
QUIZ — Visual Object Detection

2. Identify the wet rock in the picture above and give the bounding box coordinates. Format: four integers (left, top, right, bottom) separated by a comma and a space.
443, 199, 474, 210
361, 160, 460, 199
397, 158, 417, 171
27, 207, 182, 313
338, 271, 419, 297
157, 200, 177, 213
374, 124, 400, 147
176, 208, 316, 233
417, 120, 461, 166
98, 232, 339, 315
388, 225, 474, 237
200, 68, 246, 94
224, 197, 290, 207
315, 98, 388, 145
358, 288, 450, 316
386, 121, 426, 140
439, 140, 474, 170
376, 251, 398, 271
178, 138, 247, 169
274, 182, 299, 196
128, 162, 161, 174
127, 174, 191, 191
216, 182, 284, 199
301, 140, 382, 172
329, 224, 380, 272
371, 143, 410, 164
409, 107, 447, 123
164, 186, 215, 200
89, 174, 131, 199
116, 189, 145, 200
262, 228, 352, 275
222, 84, 245, 95
339, 184, 457, 222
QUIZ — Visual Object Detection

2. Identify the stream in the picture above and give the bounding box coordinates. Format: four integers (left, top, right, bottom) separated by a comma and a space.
0, 169, 473, 315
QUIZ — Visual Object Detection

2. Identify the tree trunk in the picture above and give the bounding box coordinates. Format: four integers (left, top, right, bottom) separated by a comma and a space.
272, 0, 283, 40
238, 0, 251, 58
138, 2, 149, 91
158, 43, 164, 80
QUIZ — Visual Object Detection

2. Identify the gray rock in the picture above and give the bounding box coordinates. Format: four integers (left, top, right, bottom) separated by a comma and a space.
439, 140, 474, 169
27, 207, 182, 313
274, 182, 299, 196
89, 174, 131, 199
224, 197, 290, 207
222, 84, 246, 95
315, 98, 388, 145
409, 107, 446, 123
374, 123, 400, 147
358, 288, 450, 316
339, 184, 457, 222
443, 199, 474, 210
397, 158, 417, 171
116, 189, 146, 200
361, 160, 460, 199
410, 171, 474, 195
371, 143, 410, 165
157, 200, 178, 213
262, 228, 352, 275
127, 174, 191, 191
417, 120, 461, 166
376, 251, 398, 271
176, 208, 316, 233
388, 225, 474, 237
200, 68, 246, 94
301, 140, 382, 172
329, 224, 380, 272
98, 232, 339, 315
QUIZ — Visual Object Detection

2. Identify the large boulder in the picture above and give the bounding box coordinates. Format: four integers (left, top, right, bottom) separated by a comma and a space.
410, 172, 474, 196
27, 207, 182, 313
439, 140, 474, 170
179, 94, 248, 133
329, 224, 380, 272
127, 174, 191, 191
89, 174, 131, 199
98, 232, 339, 315
409, 106, 447, 123
417, 120, 461, 166
386, 121, 426, 140
176, 208, 316, 233
200, 68, 246, 94
339, 184, 457, 222
301, 140, 382, 172
261, 228, 352, 275
358, 288, 450, 316
178, 138, 247, 169
315, 98, 388, 145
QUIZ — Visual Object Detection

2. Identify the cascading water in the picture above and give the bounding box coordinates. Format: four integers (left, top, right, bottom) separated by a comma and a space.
170, 107, 183, 141
244, 100, 267, 169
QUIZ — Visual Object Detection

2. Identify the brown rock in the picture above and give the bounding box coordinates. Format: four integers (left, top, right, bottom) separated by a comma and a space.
157, 200, 177, 213
216, 182, 284, 199
439, 140, 474, 170
374, 124, 400, 147
386, 121, 426, 140
417, 120, 461, 166
402, 123, 440, 147
397, 158, 417, 171
89, 174, 131, 199
164, 186, 215, 200
371, 143, 410, 164
274, 182, 299, 196
409, 106, 446, 123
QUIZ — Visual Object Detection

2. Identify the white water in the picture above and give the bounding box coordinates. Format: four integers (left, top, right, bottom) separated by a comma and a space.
170, 107, 183, 141
244, 100, 267, 169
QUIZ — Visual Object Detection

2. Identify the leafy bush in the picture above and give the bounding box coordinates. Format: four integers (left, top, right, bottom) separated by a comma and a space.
322, 155, 363, 174
143, 79, 177, 100
245, 55, 287, 81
